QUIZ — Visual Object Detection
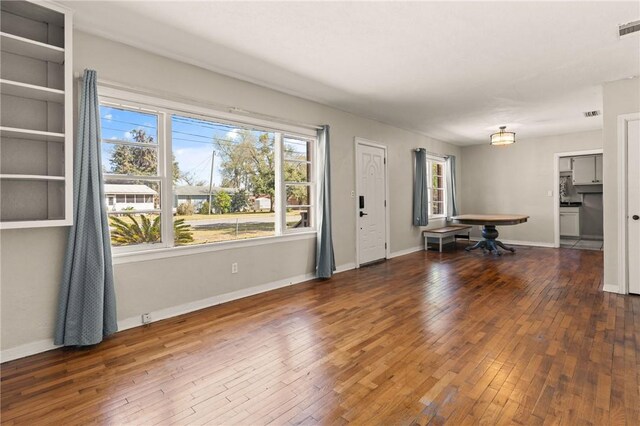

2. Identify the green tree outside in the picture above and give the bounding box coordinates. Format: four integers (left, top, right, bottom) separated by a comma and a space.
213, 191, 232, 214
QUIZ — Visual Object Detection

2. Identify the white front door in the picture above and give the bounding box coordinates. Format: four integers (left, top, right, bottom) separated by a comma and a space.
357, 142, 387, 265
627, 118, 640, 294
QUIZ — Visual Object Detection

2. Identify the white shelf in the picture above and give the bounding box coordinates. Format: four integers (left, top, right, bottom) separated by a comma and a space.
0, 79, 64, 103
0, 218, 71, 230
0, 174, 65, 181
0, 126, 65, 142
0, 31, 65, 64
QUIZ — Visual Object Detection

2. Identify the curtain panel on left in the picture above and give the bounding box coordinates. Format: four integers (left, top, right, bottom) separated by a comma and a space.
55, 70, 118, 346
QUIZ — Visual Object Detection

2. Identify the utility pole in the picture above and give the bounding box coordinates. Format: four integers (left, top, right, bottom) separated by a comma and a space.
208, 146, 215, 214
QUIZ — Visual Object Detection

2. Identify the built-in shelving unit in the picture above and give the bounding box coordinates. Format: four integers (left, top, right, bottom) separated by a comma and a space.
0, 0, 73, 229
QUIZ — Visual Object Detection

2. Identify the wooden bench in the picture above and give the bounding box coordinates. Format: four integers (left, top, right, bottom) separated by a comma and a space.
423, 225, 472, 252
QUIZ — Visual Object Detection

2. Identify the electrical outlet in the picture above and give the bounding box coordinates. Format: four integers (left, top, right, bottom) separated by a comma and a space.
231, 262, 238, 274
350, 190, 355, 198
141, 313, 151, 324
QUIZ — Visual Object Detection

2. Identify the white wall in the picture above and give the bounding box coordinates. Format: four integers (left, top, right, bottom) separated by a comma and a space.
602, 77, 640, 292
460, 130, 602, 244
0, 31, 462, 355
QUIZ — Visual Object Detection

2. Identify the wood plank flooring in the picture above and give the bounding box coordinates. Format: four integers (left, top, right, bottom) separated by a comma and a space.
1, 246, 639, 425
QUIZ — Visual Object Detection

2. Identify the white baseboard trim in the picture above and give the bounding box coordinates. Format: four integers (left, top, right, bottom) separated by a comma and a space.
389, 246, 424, 259
117, 270, 319, 332
469, 238, 555, 248
603, 284, 621, 294
336, 262, 356, 273
1, 263, 357, 363
0, 339, 60, 364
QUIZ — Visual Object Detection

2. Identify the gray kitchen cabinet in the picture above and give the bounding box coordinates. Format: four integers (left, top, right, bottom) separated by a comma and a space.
560, 207, 580, 237
559, 157, 572, 172
572, 155, 603, 185
595, 155, 603, 183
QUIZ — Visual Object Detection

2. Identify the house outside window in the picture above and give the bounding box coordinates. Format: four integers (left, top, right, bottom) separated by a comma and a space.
99, 92, 317, 254
426, 156, 447, 218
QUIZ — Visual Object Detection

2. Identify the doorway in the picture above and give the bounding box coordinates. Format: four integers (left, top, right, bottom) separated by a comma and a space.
553, 149, 604, 250
355, 138, 389, 267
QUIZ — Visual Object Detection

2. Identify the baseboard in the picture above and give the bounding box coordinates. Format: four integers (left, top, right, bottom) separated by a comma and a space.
0, 339, 60, 364
389, 245, 423, 258
603, 284, 621, 294
117, 270, 319, 332
1, 263, 357, 363
336, 262, 356, 273
469, 238, 555, 248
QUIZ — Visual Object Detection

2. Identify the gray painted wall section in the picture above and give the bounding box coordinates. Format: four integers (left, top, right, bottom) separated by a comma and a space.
581, 193, 603, 239
602, 77, 640, 291
0, 31, 462, 352
459, 130, 603, 244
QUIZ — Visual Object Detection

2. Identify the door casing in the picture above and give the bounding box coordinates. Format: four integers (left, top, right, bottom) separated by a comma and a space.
617, 112, 640, 295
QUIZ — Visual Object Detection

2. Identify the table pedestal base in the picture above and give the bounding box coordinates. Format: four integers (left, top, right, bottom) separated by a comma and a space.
465, 225, 516, 255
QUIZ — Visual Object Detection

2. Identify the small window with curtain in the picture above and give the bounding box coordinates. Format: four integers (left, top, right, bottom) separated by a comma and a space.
426, 156, 447, 218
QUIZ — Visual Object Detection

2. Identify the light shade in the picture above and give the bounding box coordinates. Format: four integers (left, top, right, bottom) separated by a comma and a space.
490, 126, 516, 146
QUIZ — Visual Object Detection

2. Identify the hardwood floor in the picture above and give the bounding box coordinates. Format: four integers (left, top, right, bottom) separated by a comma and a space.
1, 246, 639, 425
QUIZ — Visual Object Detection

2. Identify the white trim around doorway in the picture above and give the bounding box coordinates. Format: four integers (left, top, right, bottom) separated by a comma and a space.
553, 148, 603, 249
617, 113, 640, 295
354, 137, 390, 268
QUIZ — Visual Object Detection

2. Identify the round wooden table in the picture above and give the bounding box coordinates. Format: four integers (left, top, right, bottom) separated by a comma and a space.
451, 214, 529, 255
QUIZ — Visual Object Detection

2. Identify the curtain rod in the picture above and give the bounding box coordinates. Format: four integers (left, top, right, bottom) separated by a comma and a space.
74, 72, 324, 131
414, 148, 450, 159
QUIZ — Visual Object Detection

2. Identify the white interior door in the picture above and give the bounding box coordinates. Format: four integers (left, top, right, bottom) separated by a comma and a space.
357, 142, 387, 265
627, 118, 640, 294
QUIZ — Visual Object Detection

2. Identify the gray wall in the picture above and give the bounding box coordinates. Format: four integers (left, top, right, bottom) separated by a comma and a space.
460, 130, 602, 244
581, 193, 603, 239
0, 31, 462, 352
602, 77, 640, 291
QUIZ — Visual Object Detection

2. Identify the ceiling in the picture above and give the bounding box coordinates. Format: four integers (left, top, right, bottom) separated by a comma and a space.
64, 1, 640, 146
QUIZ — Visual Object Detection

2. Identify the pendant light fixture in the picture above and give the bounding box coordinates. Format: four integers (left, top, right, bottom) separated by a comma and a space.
490, 126, 516, 146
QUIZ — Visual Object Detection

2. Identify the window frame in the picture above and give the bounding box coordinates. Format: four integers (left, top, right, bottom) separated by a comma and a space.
101, 100, 170, 254
426, 155, 447, 219
98, 88, 318, 258
278, 134, 316, 235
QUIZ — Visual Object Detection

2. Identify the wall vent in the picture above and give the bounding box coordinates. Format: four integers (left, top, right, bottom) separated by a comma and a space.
583, 110, 601, 118
619, 20, 640, 37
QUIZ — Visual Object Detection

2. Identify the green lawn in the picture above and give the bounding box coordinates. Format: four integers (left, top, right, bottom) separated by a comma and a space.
177, 211, 276, 222
176, 211, 303, 245
109, 211, 305, 246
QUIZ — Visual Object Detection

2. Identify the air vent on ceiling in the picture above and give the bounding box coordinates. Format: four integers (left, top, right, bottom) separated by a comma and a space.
619, 20, 640, 37
584, 110, 601, 118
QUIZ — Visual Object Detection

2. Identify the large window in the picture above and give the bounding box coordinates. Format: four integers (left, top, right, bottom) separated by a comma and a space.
427, 157, 446, 218
99, 95, 316, 252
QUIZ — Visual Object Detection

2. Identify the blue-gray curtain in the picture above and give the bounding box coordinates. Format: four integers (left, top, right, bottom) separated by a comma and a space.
54, 70, 118, 346
316, 125, 335, 279
445, 155, 459, 219
413, 149, 428, 226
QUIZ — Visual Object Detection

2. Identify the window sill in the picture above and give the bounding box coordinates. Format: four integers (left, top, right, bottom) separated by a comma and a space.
112, 231, 317, 265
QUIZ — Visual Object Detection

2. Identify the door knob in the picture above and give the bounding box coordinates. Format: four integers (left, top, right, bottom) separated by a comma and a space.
359, 211, 368, 217
633, 215, 639, 220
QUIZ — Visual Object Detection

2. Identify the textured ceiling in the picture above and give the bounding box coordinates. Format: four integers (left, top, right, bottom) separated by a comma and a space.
64, 1, 640, 145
